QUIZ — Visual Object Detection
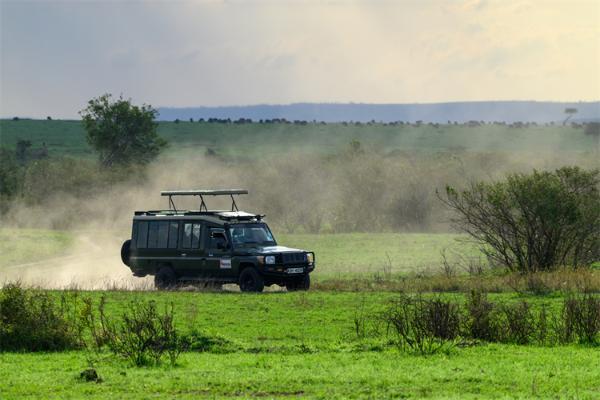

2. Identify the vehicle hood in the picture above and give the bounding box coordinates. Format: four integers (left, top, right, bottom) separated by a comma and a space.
234, 245, 306, 255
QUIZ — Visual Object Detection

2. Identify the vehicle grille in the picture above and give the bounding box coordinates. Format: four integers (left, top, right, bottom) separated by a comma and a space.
282, 252, 306, 264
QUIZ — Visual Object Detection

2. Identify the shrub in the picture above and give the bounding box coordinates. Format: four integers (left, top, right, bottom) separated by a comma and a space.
464, 290, 498, 341
0, 284, 81, 351
499, 301, 536, 344
443, 167, 600, 272
84, 296, 187, 366
560, 294, 600, 344
384, 295, 459, 355
425, 298, 461, 340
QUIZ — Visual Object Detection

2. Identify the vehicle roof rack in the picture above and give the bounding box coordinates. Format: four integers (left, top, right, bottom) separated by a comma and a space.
160, 189, 248, 212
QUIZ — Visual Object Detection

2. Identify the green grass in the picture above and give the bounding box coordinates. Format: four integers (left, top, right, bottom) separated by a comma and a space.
67, 291, 557, 347
1, 119, 595, 160
279, 233, 480, 277
0, 229, 73, 268
2, 346, 600, 399
1, 290, 599, 399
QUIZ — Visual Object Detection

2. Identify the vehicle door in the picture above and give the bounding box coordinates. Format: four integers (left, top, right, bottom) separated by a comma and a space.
205, 227, 233, 279
178, 221, 209, 278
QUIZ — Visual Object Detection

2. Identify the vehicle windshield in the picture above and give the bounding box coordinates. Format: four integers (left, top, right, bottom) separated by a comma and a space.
229, 224, 276, 247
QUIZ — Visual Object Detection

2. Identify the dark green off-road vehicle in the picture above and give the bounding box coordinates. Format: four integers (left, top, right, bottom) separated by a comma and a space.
120, 190, 315, 292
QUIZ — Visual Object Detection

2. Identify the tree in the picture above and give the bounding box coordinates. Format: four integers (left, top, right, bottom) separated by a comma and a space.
80, 94, 167, 168
563, 107, 578, 125
441, 167, 600, 272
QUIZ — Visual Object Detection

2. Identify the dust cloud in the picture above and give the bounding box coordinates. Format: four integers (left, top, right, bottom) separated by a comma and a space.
1, 144, 597, 289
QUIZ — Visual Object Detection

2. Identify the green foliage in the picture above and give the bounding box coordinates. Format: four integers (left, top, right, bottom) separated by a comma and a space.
499, 301, 537, 344
383, 295, 460, 354
0, 148, 21, 213
464, 290, 498, 341
0, 284, 81, 351
83, 296, 187, 366
444, 167, 600, 271
560, 293, 600, 344
379, 291, 600, 347
21, 157, 102, 204
80, 94, 167, 167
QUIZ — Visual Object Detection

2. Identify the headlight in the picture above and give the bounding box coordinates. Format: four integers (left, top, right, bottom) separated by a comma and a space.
265, 255, 276, 264
307, 253, 314, 264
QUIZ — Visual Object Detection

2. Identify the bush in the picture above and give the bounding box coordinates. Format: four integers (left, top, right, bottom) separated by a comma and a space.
499, 301, 536, 344
464, 290, 498, 341
360, 291, 600, 351
0, 284, 81, 351
84, 296, 187, 366
443, 167, 600, 272
560, 293, 600, 344
383, 295, 460, 354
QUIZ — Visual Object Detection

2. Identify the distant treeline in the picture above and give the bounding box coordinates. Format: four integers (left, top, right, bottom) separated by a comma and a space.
173, 116, 597, 130
157, 101, 600, 123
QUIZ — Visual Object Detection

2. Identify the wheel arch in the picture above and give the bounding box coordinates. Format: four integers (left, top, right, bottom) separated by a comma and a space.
238, 261, 257, 275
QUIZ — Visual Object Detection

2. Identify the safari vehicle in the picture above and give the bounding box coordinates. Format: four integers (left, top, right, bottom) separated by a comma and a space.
120, 189, 315, 292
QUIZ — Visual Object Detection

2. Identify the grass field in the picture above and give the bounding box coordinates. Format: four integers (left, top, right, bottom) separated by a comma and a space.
1, 117, 599, 399
0, 229, 73, 268
0, 229, 480, 279
1, 230, 600, 398
1, 119, 595, 160
1, 290, 599, 399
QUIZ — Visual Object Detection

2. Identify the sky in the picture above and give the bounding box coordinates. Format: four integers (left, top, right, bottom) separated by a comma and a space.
1, 0, 599, 119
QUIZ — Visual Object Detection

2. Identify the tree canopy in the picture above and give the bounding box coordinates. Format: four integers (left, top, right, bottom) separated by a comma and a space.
80, 94, 167, 168
442, 167, 600, 272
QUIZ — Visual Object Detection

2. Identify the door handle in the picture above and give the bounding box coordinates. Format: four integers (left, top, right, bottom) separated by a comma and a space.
181, 253, 187, 257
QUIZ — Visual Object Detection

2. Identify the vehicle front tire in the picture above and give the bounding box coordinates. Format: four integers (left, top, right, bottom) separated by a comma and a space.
286, 274, 310, 291
154, 266, 177, 290
239, 268, 264, 293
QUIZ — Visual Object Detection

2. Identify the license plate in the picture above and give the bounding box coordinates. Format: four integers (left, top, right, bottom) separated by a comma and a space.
286, 267, 304, 274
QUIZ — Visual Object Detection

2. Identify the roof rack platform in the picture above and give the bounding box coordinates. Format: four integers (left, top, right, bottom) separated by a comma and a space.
160, 189, 248, 212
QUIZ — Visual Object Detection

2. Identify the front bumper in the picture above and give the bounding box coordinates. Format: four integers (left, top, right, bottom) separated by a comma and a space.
260, 263, 315, 277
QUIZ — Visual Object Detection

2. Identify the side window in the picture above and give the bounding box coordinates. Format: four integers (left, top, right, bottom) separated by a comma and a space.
137, 221, 148, 248
168, 222, 179, 249
182, 223, 192, 248
208, 228, 228, 250
131, 221, 138, 249
148, 221, 159, 248
182, 223, 202, 249
157, 221, 169, 248
192, 224, 201, 248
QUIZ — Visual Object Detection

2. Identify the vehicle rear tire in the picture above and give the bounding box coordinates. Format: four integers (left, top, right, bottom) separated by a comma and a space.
120, 240, 131, 266
286, 274, 310, 291
239, 268, 264, 293
154, 266, 177, 290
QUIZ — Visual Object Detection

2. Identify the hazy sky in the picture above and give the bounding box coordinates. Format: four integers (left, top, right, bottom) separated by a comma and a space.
1, 0, 599, 118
